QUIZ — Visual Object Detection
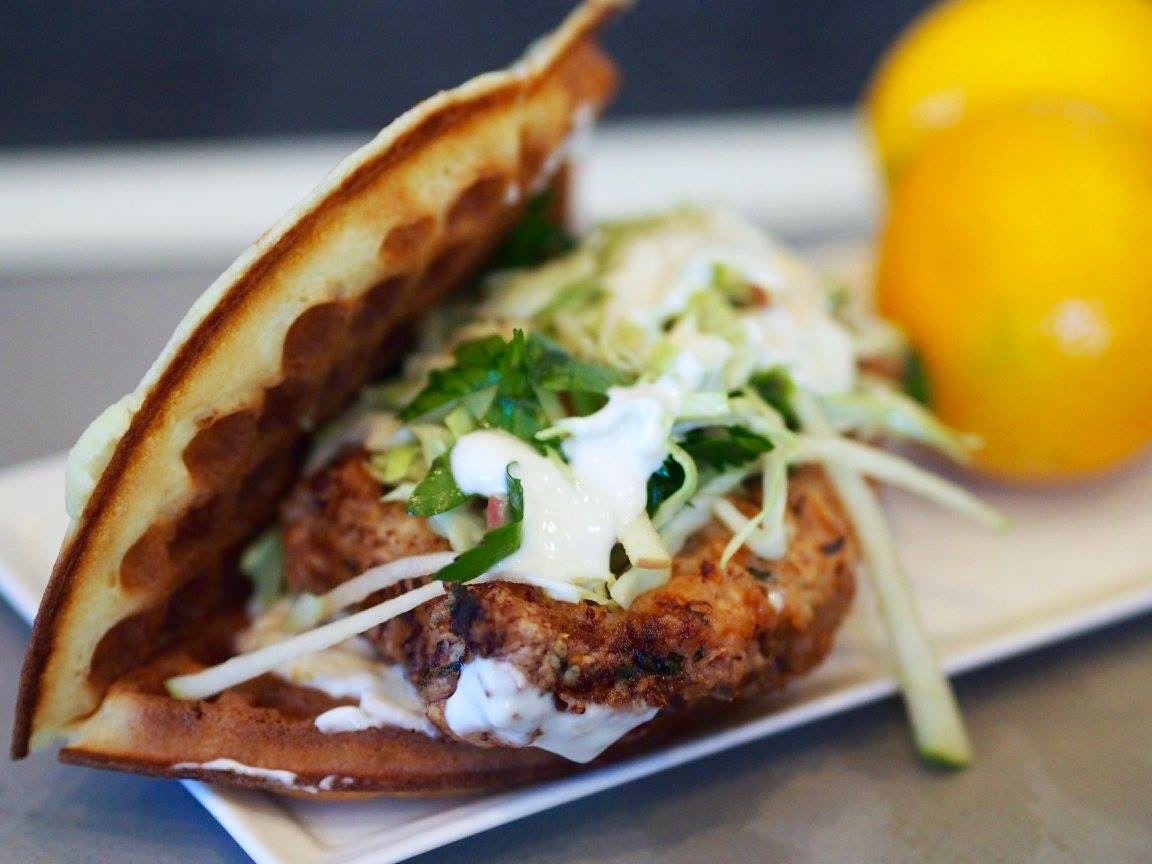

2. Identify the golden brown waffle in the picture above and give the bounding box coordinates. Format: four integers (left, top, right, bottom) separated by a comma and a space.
54, 467, 855, 796
13, 0, 626, 790
54, 606, 667, 796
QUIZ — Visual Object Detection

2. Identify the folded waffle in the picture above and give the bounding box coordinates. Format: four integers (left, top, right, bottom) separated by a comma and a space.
13, 0, 635, 794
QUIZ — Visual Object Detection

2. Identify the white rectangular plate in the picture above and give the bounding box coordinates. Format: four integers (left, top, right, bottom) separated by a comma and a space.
4, 447, 1151, 864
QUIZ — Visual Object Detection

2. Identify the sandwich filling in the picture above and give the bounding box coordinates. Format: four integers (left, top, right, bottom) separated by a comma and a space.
167, 204, 998, 764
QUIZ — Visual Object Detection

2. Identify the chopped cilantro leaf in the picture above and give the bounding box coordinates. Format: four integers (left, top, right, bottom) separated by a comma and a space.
435, 467, 524, 583
435, 521, 521, 583
484, 394, 543, 440
903, 348, 931, 407
401, 329, 629, 443
506, 470, 524, 520
749, 368, 800, 430
646, 426, 771, 515
679, 425, 773, 471
407, 454, 467, 517
533, 348, 629, 395
478, 330, 548, 439
646, 455, 685, 516
487, 191, 575, 271
401, 335, 504, 421
567, 390, 610, 417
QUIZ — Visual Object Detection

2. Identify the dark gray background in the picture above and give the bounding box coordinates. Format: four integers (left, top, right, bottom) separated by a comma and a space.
3, 1, 930, 149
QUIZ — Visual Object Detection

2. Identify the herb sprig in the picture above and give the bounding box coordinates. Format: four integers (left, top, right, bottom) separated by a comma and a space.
487, 191, 575, 271
401, 329, 629, 441
646, 457, 686, 516
679, 425, 773, 471
435, 471, 524, 583
645, 425, 774, 515
903, 348, 931, 406
406, 454, 467, 517
404, 329, 626, 544
749, 368, 800, 430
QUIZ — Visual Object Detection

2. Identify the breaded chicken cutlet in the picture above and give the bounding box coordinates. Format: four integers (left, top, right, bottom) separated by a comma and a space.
281, 448, 856, 746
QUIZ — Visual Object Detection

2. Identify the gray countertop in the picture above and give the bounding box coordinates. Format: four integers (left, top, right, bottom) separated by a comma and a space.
2, 270, 1150, 864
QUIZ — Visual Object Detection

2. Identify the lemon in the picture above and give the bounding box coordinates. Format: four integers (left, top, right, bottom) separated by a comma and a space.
876, 106, 1152, 481
866, 0, 1152, 182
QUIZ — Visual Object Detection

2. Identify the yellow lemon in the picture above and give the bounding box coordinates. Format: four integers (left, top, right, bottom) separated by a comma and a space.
866, 0, 1152, 182
876, 106, 1152, 481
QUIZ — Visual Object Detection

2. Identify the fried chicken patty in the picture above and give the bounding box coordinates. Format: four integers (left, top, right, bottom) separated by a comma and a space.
281, 448, 857, 747
281, 450, 450, 595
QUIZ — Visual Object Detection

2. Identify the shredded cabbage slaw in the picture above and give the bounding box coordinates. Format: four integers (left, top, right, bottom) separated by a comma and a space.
168, 206, 1002, 767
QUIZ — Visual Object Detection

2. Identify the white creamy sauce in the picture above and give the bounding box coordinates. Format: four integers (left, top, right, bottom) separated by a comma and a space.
172, 757, 299, 787
558, 379, 683, 522
172, 759, 356, 794
743, 304, 856, 395
311, 663, 434, 736
447, 317, 741, 604
318, 774, 356, 791
237, 602, 437, 737
603, 208, 856, 396
444, 658, 657, 763
666, 327, 735, 391
468, 212, 854, 591
768, 589, 786, 613
452, 431, 623, 601
450, 376, 680, 603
